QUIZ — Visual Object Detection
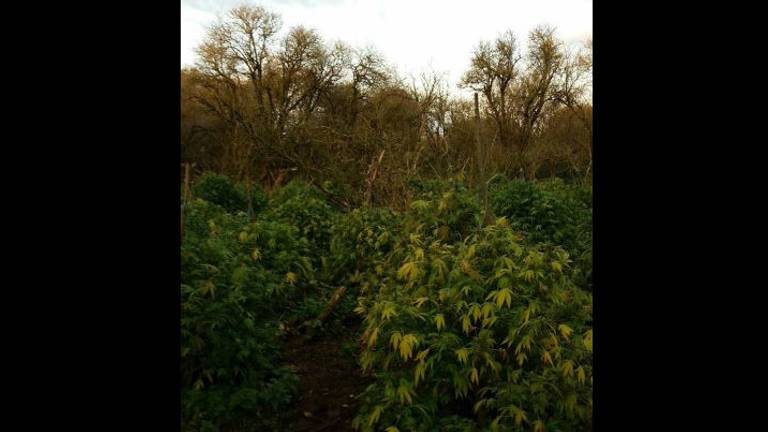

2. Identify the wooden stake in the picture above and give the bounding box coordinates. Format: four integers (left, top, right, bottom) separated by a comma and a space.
181, 162, 191, 242
245, 164, 254, 220
314, 286, 347, 324
474, 93, 494, 226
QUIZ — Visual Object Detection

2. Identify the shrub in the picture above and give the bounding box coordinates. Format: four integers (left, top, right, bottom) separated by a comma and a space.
328, 207, 402, 281
264, 180, 338, 260
490, 179, 591, 290
191, 172, 268, 215
352, 191, 592, 432
181, 199, 313, 430
191, 173, 245, 213
406, 178, 482, 242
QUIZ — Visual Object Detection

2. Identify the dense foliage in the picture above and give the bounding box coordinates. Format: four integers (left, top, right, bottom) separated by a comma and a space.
191, 172, 268, 215
352, 181, 592, 431
263, 181, 338, 262
181, 174, 592, 431
181, 199, 310, 431
490, 178, 592, 290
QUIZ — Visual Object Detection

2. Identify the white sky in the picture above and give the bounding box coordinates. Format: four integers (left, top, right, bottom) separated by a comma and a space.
181, 0, 592, 91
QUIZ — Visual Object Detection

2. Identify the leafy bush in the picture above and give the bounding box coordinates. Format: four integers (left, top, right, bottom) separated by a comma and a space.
406, 178, 482, 242
191, 172, 268, 215
181, 199, 313, 430
265, 180, 338, 261
490, 179, 592, 290
352, 187, 592, 432
191, 173, 244, 212
328, 207, 402, 281
490, 180, 582, 250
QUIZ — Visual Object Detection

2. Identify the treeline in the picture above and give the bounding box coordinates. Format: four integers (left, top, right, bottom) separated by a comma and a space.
181, 4, 592, 209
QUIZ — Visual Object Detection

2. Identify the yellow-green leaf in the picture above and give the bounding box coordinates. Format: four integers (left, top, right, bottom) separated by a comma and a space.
397, 261, 420, 281
508, 404, 527, 426
562, 359, 574, 377
413, 297, 429, 308
514, 334, 533, 354
438, 288, 452, 301
199, 280, 215, 297
474, 398, 488, 413
414, 247, 425, 261
390, 331, 402, 350
462, 314, 472, 334
583, 329, 593, 352
397, 382, 413, 404
522, 269, 535, 281
286, 272, 297, 284
482, 316, 498, 328
558, 324, 573, 339
416, 348, 431, 361
382, 304, 398, 320
514, 409, 527, 426
523, 302, 538, 324
456, 347, 469, 364
399, 334, 418, 360
368, 327, 380, 347
495, 288, 513, 308
516, 352, 527, 366
414, 362, 426, 386
565, 393, 577, 415
471, 304, 482, 321
369, 405, 383, 426
434, 314, 445, 331
484, 353, 501, 373
432, 257, 448, 279
481, 303, 495, 319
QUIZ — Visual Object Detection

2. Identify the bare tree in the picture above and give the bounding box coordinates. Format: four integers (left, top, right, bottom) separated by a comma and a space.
514, 25, 564, 177
461, 26, 567, 178
181, 3, 594, 205
554, 38, 593, 180
193, 5, 354, 182
461, 31, 521, 157
408, 70, 451, 157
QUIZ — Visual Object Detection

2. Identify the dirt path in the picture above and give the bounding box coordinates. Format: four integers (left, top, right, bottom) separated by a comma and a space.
283, 328, 371, 431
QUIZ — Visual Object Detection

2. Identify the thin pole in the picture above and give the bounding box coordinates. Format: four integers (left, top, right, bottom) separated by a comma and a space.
181, 162, 191, 242
475, 93, 494, 225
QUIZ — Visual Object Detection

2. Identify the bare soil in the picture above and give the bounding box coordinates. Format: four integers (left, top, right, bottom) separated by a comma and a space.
283, 328, 371, 432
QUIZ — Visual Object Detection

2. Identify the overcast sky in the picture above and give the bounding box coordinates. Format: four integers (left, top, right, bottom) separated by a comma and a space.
181, 0, 592, 90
